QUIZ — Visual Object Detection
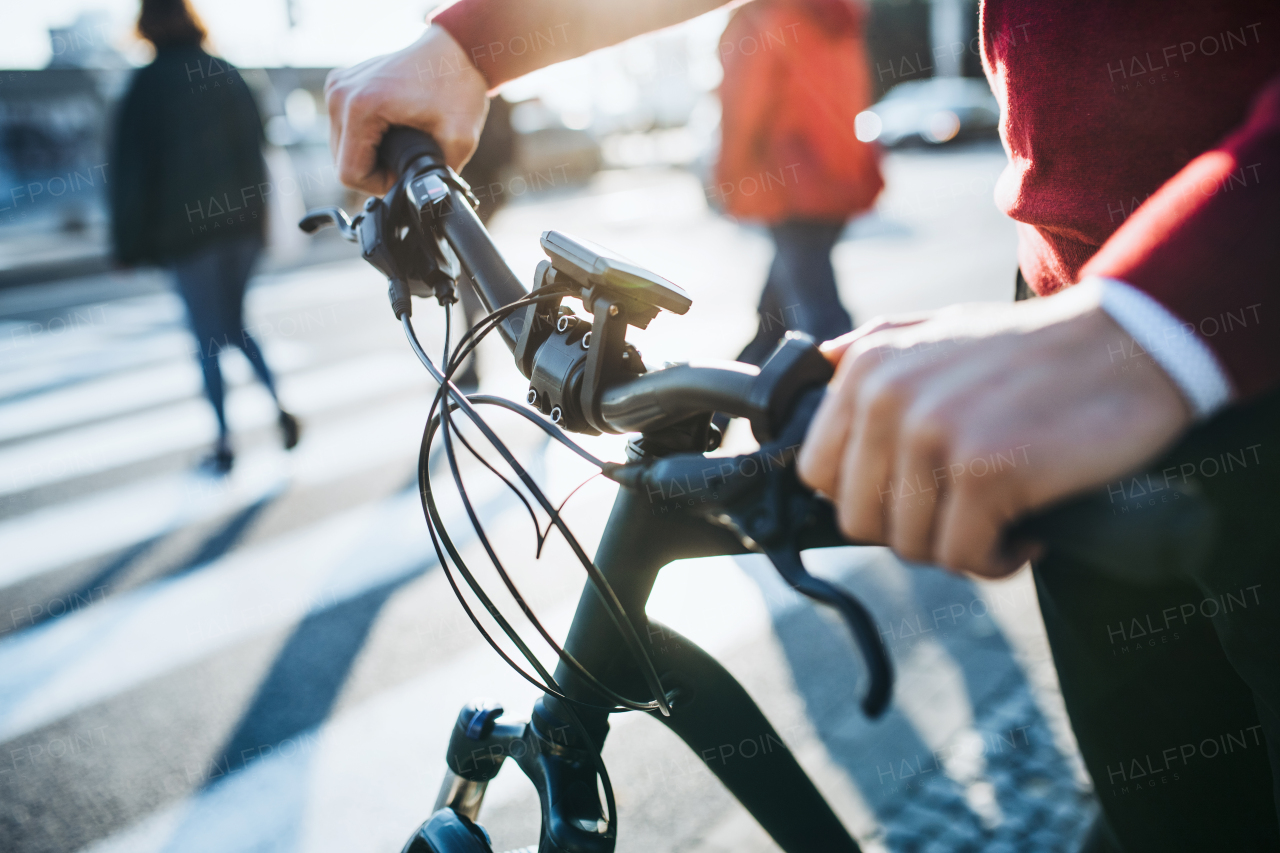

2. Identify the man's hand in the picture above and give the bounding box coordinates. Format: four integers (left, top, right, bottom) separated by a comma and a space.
325, 25, 490, 194
797, 289, 1194, 577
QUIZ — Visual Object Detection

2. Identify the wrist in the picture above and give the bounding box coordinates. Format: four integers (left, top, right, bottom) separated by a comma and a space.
1029, 286, 1195, 431
414, 24, 486, 87
1084, 276, 1234, 420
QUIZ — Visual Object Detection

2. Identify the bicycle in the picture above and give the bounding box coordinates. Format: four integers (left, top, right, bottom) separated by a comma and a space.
301, 128, 1224, 853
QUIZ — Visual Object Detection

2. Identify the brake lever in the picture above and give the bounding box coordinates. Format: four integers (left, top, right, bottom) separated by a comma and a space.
299, 206, 360, 241
300, 185, 460, 314
605, 384, 895, 719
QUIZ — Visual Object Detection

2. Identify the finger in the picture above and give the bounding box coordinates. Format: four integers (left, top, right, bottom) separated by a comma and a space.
885, 341, 984, 561
819, 331, 862, 364
798, 340, 873, 495
797, 386, 850, 495
834, 368, 911, 544
835, 407, 894, 543
819, 314, 930, 364
325, 68, 380, 192
325, 71, 345, 164
888, 407, 947, 563
933, 478, 1022, 578
436, 106, 487, 171
336, 99, 390, 194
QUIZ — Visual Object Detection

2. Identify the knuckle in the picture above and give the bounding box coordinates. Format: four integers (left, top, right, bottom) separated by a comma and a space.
345, 89, 372, 116
902, 410, 949, 457
325, 75, 354, 106
838, 499, 880, 544
858, 372, 912, 421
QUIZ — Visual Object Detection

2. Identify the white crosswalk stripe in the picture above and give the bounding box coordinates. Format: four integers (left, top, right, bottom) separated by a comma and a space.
0, 395, 436, 589
0, 345, 429, 496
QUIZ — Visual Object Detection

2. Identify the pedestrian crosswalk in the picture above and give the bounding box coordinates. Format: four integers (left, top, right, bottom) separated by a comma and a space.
0, 258, 603, 852
1, 164, 1097, 853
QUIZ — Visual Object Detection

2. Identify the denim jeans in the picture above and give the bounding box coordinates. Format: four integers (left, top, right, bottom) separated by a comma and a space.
171, 235, 276, 439
737, 219, 854, 366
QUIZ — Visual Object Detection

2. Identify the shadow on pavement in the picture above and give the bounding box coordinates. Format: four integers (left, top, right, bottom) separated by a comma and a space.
204, 572, 421, 787
747, 553, 1096, 852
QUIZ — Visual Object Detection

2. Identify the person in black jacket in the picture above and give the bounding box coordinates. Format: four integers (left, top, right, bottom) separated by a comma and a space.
110, 0, 299, 475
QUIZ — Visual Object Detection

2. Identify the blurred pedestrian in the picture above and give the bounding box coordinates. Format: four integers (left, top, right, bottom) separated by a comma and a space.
715, 0, 883, 367
109, 0, 299, 475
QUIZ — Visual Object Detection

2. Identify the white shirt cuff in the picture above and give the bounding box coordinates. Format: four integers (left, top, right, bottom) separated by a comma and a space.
1082, 275, 1234, 420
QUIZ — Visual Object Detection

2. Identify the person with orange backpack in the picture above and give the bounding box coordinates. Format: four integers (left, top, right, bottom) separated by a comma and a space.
714, 0, 882, 366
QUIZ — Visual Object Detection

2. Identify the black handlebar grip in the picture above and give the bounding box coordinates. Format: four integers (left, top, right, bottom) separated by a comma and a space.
1011, 479, 1217, 582
378, 126, 446, 178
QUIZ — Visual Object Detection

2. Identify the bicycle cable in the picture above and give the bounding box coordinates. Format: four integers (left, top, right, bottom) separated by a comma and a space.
404, 287, 671, 839
401, 288, 673, 719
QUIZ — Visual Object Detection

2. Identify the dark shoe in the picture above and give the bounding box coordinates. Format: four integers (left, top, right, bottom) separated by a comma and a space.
279, 411, 301, 451
200, 441, 234, 476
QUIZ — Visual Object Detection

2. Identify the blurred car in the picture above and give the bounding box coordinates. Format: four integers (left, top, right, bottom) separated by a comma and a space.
855, 77, 1000, 147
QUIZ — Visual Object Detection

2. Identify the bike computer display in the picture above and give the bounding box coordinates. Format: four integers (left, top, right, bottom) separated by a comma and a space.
540, 231, 692, 316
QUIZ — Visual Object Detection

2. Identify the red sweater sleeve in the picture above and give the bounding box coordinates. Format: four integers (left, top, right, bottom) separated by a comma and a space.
431, 0, 731, 89
1082, 74, 1280, 400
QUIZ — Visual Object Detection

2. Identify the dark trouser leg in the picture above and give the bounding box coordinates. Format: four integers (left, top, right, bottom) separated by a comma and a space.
172, 245, 231, 439
1034, 387, 1280, 853
197, 350, 229, 438
1034, 557, 1277, 852
737, 249, 790, 367
220, 237, 279, 402
737, 219, 853, 367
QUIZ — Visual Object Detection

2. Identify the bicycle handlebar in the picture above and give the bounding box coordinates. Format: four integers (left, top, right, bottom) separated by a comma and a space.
370, 128, 1220, 579
343, 128, 1224, 719
599, 362, 762, 434
377, 126, 790, 434
380, 126, 447, 177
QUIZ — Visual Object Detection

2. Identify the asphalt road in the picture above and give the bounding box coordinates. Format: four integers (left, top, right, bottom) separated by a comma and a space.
0, 142, 1099, 853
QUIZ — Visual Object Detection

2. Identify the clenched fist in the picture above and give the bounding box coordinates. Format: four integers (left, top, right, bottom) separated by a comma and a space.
325, 25, 490, 194
797, 287, 1194, 577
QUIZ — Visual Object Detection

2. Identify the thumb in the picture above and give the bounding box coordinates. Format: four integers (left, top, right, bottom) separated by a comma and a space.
819, 314, 931, 365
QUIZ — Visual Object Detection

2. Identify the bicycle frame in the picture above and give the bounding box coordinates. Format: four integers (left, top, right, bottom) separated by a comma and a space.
426, 464, 862, 853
